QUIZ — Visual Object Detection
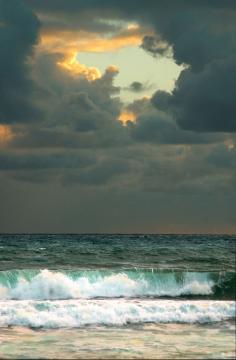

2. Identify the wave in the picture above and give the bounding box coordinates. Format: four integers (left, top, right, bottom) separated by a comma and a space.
0, 269, 234, 300
0, 299, 234, 328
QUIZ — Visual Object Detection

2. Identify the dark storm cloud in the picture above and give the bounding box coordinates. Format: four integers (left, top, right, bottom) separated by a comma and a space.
63, 158, 130, 186
144, 3, 236, 71
25, 0, 236, 15
0, 151, 95, 171
32, 53, 121, 127
126, 98, 222, 145
151, 91, 171, 112
61, 68, 122, 134
129, 112, 222, 145
38, 13, 122, 35
145, 2, 236, 133
152, 55, 236, 132
145, 2, 236, 132
140, 35, 170, 58
7, 53, 128, 154
207, 145, 236, 169
175, 57, 235, 132
24, 0, 130, 35
0, 0, 40, 124
63, 92, 107, 132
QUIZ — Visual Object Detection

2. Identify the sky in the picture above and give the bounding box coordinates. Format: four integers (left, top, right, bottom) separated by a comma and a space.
0, 0, 236, 233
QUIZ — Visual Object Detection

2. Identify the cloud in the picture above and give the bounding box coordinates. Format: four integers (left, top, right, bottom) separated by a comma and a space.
128, 81, 143, 92
39, 25, 144, 58
119, 110, 136, 124
152, 55, 236, 132
53, 64, 123, 136
9, 51, 127, 149
147, 2, 236, 132
141, 35, 170, 58
0, 0, 40, 124
0, 125, 14, 146
0, 151, 95, 171
63, 158, 130, 186
207, 144, 236, 169
128, 98, 223, 145
57, 52, 101, 81
125, 81, 152, 93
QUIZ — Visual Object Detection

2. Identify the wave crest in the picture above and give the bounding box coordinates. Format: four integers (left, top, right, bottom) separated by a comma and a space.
0, 269, 232, 300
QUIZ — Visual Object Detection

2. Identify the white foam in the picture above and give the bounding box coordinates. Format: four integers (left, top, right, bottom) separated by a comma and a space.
0, 269, 215, 300
0, 300, 234, 328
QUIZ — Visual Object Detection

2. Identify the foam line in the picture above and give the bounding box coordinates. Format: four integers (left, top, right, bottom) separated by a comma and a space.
0, 299, 234, 328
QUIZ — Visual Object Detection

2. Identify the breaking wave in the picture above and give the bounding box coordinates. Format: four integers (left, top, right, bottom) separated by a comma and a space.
0, 269, 234, 300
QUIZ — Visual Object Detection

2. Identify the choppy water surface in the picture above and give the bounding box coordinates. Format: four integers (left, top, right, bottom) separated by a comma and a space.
1, 234, 235, 271
0, 234, 235, 358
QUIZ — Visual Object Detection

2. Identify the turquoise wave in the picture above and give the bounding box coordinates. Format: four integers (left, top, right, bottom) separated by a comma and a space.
0, 269, 234, 300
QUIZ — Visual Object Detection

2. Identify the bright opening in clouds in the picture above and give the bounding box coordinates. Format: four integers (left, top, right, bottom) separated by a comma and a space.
78, 46, 183, 103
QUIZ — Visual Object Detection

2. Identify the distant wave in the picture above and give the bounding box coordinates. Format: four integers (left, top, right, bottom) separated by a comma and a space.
0, 299, 234, 328
0, 269, 234, 300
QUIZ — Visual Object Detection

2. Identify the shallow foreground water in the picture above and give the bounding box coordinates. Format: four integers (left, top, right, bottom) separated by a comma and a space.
0, 322, 235, 359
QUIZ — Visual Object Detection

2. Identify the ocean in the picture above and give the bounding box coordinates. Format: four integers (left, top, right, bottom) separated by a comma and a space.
0, 234, 235, 359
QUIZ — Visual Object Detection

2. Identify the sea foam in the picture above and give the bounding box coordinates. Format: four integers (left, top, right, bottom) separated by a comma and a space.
0, 299, 234, 328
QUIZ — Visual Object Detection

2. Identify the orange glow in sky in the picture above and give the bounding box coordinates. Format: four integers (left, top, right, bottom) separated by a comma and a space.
0, 125, 14, 145
119, 110, 137, 124
57, 51, 101, 80
40, 24, 144, 55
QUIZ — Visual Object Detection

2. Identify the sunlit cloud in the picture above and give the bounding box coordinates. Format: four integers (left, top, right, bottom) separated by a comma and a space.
224, 139, 235, 151
127, 23, 139, 31
57, 51, 101, 80
39, 26, 144, 55
38, 24, 147, 80
0, 125, 14, 146
119, 110, 137, 125
105, 65, 119, 74
36, 20, 153, 81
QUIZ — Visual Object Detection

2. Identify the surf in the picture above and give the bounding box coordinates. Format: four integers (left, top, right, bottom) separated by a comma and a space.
0, 269, 235, 300
0, 299, 234, 328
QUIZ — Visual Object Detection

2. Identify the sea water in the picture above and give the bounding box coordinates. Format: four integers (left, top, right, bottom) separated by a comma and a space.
0, 234, 235, 358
